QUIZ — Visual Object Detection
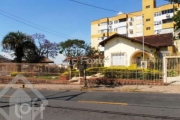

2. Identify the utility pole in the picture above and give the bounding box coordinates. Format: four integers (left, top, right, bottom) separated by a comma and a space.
142, 14, 145, 81
142, 14, 145, 62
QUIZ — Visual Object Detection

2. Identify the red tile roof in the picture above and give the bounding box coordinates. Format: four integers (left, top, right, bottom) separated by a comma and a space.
99, 33, 173, 48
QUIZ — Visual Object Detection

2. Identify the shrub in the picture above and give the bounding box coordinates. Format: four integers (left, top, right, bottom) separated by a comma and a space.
86, 67, 106, 76
167, 70, 178, 77
102, 66, 162, 80
62, 70, 80, 77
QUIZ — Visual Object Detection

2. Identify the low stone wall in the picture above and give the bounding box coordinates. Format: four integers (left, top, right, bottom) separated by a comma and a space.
0, 76, 164, 85
0, 76, 68, 84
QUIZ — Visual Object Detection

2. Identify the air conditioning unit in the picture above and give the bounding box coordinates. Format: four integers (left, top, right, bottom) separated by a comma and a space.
141, 61, 147, 69
129, 22, 133, 26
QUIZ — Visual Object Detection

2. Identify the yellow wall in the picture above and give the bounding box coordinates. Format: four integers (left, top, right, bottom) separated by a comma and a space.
91, 0, 179, 48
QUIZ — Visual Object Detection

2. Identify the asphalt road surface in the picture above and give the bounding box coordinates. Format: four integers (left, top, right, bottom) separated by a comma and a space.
0, 88, 180, 120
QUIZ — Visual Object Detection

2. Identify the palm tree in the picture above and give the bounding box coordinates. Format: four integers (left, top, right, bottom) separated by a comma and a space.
2, 31, 35, 63
2, 31, 36, 72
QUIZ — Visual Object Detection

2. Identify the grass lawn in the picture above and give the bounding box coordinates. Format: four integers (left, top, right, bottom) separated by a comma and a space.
34, 76, 59, 80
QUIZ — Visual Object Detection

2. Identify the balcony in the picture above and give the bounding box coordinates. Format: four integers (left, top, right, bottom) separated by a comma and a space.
113, 22, 127, 28
161, 13, 173, 20
100, 25, 108, 30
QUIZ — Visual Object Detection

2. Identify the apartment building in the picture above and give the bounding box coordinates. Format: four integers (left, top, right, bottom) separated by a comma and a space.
91, 0, 179, 51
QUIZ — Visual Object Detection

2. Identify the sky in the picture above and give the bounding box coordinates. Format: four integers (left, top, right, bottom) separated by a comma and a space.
0, 0, 169, 64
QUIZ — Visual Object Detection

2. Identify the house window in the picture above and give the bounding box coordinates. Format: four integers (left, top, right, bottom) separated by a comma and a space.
146, 5, 150, 9
111, 53, 126, 66
146, 18, 150, 22
146, 27, 150, 30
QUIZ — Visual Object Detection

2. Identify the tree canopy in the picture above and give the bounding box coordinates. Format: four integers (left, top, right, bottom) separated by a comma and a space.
2, 31, 35, 63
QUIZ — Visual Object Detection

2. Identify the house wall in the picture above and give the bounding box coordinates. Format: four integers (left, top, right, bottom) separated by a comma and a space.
104, 37, 156, 67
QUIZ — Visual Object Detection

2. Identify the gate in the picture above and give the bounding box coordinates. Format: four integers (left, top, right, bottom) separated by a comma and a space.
163, 56, 180, 84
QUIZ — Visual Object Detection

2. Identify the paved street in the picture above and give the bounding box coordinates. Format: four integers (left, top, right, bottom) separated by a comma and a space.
0, 88, 180, 120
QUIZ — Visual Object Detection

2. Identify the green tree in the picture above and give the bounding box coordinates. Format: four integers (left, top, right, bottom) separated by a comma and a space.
59, 39, 85, 69
2, 31, 36, 72
173, 10, 180, 31
2, 31, 35, 63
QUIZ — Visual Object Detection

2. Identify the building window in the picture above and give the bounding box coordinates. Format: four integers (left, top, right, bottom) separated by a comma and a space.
146, 5, 150, 9
136, 24, 142, 28
114, 20, 119, 24
119, 18, 126, 22
129, 18, 134, 22
161, 28, 174, 34
154, 30, 161, 34
136, 32, 142, 36
101, 29, 107, 33
109, 21, 113, 25
120, 34, 127, 37
136, 16, 142, 20
146, 27, 150, 30
100, 22, 108, 26
111, 53, 126, 66
162, 9, 174, 15
154, 21, 162, 26
162, 18, 173, 24
146, 18, 150, 22
114, 28, 118, 31
154, 12, 162, 17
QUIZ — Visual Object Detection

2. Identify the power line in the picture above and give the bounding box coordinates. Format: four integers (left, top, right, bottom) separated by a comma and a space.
0, 11, 70, 39
0, 10, 73, 38
69, 0, 118, 13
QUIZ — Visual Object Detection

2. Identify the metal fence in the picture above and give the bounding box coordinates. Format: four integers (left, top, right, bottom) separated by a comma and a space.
1, 57, 180, 82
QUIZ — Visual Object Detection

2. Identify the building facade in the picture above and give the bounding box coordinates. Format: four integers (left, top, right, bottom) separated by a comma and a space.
91, 0, 179, 51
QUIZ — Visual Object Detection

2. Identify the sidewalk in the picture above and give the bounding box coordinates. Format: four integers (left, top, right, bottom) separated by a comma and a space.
0, 84, 180, 94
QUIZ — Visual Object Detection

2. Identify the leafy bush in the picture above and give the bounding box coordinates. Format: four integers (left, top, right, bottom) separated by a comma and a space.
167, 70, 178, 77
62, 70, 80, 77
103, 66, 162, 80
86, 67, 106, 76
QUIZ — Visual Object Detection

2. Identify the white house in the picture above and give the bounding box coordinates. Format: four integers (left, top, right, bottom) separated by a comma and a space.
99, 33, 174, 67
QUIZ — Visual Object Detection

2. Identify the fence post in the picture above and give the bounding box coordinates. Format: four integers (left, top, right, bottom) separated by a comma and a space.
136, 60, 138, 89
163, 56, 167, 83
